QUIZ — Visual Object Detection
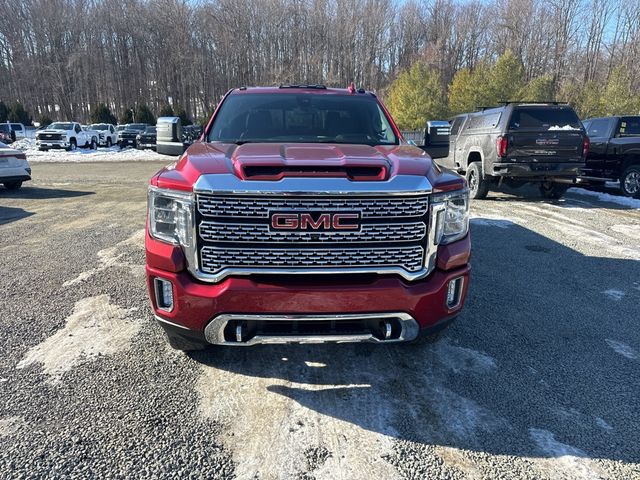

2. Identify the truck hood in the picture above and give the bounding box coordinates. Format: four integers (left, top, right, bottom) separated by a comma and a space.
38, 129, 68, 135
153, 142, 465, 193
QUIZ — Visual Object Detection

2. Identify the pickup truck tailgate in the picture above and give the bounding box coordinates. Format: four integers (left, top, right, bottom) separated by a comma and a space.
507, 131, 584, 161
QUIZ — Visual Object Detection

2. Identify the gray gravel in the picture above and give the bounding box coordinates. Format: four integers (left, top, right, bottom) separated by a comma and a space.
1, 162, 639, 479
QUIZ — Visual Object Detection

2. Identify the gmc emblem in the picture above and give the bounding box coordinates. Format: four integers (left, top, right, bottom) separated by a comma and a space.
270, 212, 360, 231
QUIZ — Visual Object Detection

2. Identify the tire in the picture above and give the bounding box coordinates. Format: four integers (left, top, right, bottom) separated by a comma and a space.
90, 138, 97, 150
166, 332, 208, 352
465, 162, 489, 199
38, 147, 48, 152
3, 181, 23, 190
539, 182, 569, 199
67, 139, 77, 152
106, 138, 112, 148
620, 165, 640, 198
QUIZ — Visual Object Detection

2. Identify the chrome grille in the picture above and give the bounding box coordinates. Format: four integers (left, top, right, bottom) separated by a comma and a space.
197, 195, 428, 218
199, 221, 426, 243
194, 192, 431, 281
201, 246, 425, 273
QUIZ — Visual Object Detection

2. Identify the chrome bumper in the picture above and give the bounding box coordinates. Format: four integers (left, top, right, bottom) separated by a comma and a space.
202, 312, 420, 346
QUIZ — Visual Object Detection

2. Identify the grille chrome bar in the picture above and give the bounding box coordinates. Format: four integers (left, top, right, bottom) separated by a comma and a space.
197, 195, 428, 219
199, 221, 426, 243
200, 245, 425, 274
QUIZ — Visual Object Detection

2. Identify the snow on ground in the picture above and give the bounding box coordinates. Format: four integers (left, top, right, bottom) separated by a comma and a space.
13, 138, 177, 163
568, 187, 640, 209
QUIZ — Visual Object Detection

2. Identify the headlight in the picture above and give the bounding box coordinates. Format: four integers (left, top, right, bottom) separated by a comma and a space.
148, 187, 193, 246
431, 189, 469, 244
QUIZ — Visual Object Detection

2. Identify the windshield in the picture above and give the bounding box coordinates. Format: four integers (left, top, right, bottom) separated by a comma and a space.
144, 127, 157, 134
208, 93, 398, 145
127, 124, 147, 131
91, 124, 109, 130
49, 123, 73, 130
508, 108, 582, 131
0, 124, 10, 132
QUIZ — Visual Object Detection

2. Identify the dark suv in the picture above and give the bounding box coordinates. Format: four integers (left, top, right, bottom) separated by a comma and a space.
0, 123, 15, 144
441, 103, 589, 199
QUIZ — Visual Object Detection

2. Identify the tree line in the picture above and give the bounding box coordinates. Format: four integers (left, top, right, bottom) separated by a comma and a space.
0, 0, 638, 126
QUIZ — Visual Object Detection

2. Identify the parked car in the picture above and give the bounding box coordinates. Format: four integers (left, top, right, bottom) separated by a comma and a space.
146, 84, 470, 351
35, 122, 98, 151
581, 116, 640, 198
118, 123, 148, 149
9, 123, 26, 139
440, 102, 588, 199
0, 124, 15, 144
401, 120, 450, 159
0, 142, 31, 190
89, 123, 118, 147
136, 126, 157, 150
182, 125, 203, 144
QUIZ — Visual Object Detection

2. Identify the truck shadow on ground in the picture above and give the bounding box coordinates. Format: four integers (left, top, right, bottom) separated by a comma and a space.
0, 206, 34, 225
0, 186, 94, 200
192, 221, 640, 466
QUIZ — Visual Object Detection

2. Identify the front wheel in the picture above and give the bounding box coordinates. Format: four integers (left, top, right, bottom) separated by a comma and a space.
106, 138, 112, 148
3, 181, 23, 190
66, 139, 77, 152
90, 138, 97, 150
621, 165, 640, 198
540, 182, 569, 199
465, 162, 489, 199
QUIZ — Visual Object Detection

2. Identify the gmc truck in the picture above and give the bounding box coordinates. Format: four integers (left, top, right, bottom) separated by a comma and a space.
441, 103, 589, 199
581, 116, 640, 198
146, 85, 471, 351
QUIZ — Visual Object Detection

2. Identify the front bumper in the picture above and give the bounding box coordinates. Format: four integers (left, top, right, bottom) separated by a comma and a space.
146, 234, 471, 345
491, 161, 583, 179
37, 140, 70, 149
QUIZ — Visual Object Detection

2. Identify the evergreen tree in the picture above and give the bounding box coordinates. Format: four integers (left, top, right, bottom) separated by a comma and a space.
135, 104, 156, 125
90, 103, 117, 124
386, 62, 448, 130
602, 66, 638, 116
0, 101, 8, 122
175, 107, 192, 126
119, 107, 135, 124
489, 51, 525, 103
8, 103, 32, 125
448, 63, 492, 114
159, 104, 175, 117
521, 75, 555, 102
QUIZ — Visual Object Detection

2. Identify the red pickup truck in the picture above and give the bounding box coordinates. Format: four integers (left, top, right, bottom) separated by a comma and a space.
146, 85, 471, 350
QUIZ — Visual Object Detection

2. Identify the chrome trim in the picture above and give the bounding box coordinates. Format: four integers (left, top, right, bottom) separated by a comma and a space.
447, 276, 465, 310
426, 202, 446, 272
194, 173, 433, 196
203, 312, 420, 345
155, 315, 191, 330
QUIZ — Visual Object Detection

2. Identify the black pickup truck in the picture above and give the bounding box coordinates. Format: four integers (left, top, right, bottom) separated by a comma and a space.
439, 103, 589, 199
581, 116, 640, 198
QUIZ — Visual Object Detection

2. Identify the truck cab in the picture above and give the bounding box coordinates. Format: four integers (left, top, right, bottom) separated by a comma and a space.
581, 116, 640, 197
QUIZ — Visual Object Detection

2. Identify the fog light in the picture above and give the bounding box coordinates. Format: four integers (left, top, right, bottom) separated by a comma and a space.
154, 278, 174, 312
446, 277, 464, 309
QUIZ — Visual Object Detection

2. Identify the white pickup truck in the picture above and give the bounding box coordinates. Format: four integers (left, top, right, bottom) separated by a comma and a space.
36, 122, 98, 151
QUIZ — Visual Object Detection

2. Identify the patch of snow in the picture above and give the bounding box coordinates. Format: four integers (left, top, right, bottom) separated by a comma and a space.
567, 188, 640, 209
605, 339, 638, 360
470, 215, 515, 228
548, 125, 581, 131
16, 295, 141, 383
529, 428, 604, 479
595, 417, 613, 432
0, 416, 25, 437
610, 224, 640, 240
434, 341, 497, 373
602, 289, 625, 301
14, 138, 177, 163
63, 230, 145, 287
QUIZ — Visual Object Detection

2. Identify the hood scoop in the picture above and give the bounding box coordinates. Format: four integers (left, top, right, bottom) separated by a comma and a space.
231, 143, 390, 181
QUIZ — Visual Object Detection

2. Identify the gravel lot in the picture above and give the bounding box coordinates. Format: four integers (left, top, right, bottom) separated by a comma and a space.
1, 162, 639, 479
